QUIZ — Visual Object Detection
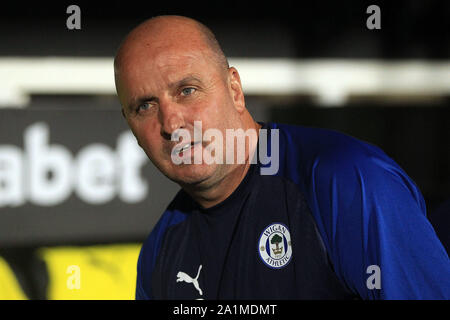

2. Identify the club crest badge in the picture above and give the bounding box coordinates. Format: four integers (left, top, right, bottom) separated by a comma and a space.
258, 223, 293, 269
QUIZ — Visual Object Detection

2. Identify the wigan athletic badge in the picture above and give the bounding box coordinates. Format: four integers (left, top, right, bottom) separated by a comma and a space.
258, 223, 293, 269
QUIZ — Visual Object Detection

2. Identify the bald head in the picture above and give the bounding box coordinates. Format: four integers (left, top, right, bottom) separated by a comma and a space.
114, 15, 228, 80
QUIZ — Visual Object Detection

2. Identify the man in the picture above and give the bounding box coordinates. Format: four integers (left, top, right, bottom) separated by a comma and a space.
114, 15, 450, 299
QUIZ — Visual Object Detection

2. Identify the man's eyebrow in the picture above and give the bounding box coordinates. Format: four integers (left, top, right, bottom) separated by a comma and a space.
168, 75, 203, 89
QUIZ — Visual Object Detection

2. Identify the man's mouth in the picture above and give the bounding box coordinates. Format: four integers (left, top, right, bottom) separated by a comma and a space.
172, 141, 201, 156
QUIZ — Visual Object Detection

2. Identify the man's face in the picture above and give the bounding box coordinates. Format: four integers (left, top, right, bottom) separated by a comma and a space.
116, 45, 243, 187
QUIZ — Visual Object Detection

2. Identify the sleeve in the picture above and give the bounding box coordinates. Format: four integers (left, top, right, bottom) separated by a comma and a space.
307, 142, 450, 300
134, 201, 188, 300
135, 232, 156, 300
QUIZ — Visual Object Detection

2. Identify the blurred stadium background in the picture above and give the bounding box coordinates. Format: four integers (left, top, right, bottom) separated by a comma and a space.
0, 0, 449, 299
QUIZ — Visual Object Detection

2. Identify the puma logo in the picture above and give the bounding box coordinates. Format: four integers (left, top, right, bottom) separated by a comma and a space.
176, 265, 203, 296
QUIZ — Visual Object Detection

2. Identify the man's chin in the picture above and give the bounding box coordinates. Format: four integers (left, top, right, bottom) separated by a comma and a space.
165, 163, 219, 188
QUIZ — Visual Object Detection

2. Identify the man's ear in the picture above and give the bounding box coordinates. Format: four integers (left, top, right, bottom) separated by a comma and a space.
228, 67, 246, 113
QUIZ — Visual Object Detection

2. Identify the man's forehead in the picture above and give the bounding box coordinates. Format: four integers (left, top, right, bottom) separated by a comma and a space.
153, 50, 202, 71
123, 31, 208, 63
122, 46, 213, 82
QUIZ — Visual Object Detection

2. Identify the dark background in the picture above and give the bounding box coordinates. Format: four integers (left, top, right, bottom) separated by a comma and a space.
0, 0, 448, 58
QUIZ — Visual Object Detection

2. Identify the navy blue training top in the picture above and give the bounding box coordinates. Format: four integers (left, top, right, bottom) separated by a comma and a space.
136, 122, 450, 300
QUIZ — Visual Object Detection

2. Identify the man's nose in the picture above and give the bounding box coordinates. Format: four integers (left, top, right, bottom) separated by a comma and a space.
159, 99, 185, 139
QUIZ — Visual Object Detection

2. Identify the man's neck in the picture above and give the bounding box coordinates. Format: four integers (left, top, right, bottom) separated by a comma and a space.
188, 162, 252, 209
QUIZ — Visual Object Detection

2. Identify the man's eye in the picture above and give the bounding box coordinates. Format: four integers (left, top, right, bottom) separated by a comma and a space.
137, 103, 151, 112
181, 87, 196, 96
